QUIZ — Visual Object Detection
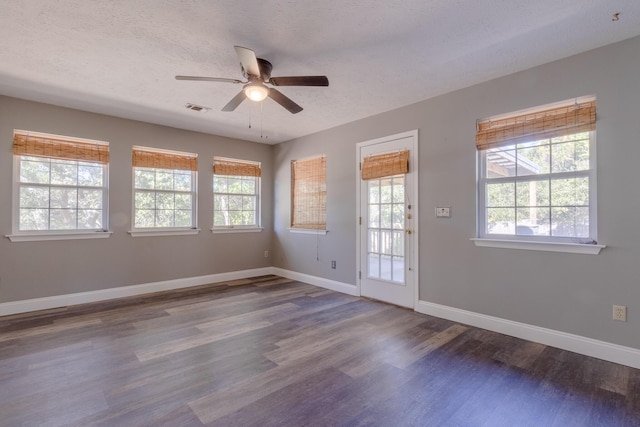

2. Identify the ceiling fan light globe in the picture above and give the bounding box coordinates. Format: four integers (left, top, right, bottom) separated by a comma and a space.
244, 84, 269, 102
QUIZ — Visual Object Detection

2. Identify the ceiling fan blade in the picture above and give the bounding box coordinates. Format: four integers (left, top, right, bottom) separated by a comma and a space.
175, 75, 244, 84
268, 88, 303, 114
234, 46, 261, 78
222, 90, 247, 112
269, 76, 329, 87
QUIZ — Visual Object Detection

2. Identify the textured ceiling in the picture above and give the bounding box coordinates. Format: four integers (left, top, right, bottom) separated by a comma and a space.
1, 1, 639, 144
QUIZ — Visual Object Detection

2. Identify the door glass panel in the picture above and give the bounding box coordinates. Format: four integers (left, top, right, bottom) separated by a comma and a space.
367, 176, 404, 283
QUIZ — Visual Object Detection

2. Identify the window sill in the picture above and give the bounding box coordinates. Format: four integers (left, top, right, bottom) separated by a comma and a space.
211, 227, 263, 234
289, 228, 328, 235
471, 238, 605, 254
128, 228, 200, 237
6, 231, 113, 242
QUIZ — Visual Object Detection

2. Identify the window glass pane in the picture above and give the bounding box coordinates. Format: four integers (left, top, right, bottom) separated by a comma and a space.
551, 207, 589, 238
368, 253, 380, 278
380, 230, 392, 254
78, 189, 103, 209
156, 193, 175, 210
174, 172, 191, 191
487, 182, 515, 207
135, 169, 155, 189
380, 204, 392, 229
20, 186, 49, 208
368, 230, 379, 253
213, 176, 227, 193
227, 178, 242, 194
50, 188, 78, 209
551, 177, 589, 206
516, 180, 550, 207
228, 195, 243, 211
214, 211, 227, 226
392, 176, 404, 203
242, 178, 255, 194
20, 159, 50, 184
368, 182, 380, 203
51, 161, 77, 185
155, 210, 174, 227
380, 179, 392, 203
78, 210, 103, 229
228, 211, 243, 225
175, 210, 192, 227
486, 148, 516, 178
175, 194, 191, 210
392, 257, 404, 283
380, 255, 392, 280
392, 204, 404, 230
78, 165, 103, 186
50, 209, 77, 229
368, 205, 379, 228
155, 171, 174, 190
487, 208, 515, 235
517, 143, 550, 176
135, 191, 155, 209
19, 208, 49, 230
392, 230, 404, 256
214, 195, 228, 211
516, 207, 550, 236
135, 209, 155, 228
242, 196, 255, 211
242, 211, 255, 225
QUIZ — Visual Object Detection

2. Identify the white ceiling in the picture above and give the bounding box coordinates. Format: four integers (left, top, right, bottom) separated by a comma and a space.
1, 1, 639, 145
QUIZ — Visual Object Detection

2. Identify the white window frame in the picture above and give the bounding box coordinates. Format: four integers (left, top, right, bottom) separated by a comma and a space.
8, 132, 111, 242
475, 134, 604, 254
212, 157, 262, 233
129, 146, 199, 237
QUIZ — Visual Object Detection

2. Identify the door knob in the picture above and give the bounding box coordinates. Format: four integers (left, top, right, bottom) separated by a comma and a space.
405, 229, 412, 235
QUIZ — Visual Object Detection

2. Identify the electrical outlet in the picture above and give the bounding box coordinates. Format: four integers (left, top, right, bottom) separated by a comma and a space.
264, 251, 269, 258
613, 305, 627, 322
331, 260, 336, 269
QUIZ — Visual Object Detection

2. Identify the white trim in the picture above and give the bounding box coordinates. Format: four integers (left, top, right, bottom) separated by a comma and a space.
6, 231, 113, 242
471, 238, 605, 254
132, 145, 198, 157
128, 228, 200, 237
212, 227, 263, 234
271, 267, 358, 296
416, 300, 640, 369
288, 228, 328, 235
0, 267, 273, 316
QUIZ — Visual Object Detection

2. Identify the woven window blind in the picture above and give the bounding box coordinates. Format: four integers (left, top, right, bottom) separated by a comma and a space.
476, 99, 596, 150
361, 150, 409, 180
13, 132, 109, 163
133, 147, 197, 171
291, 156, 326, 230
213, 158, 261, 177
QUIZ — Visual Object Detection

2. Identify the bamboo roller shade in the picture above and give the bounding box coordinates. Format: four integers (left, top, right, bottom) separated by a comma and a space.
476, 99, 596, 150
13, 133, 109, 164
361, 150, 409, 180
133, 148, 197, 171
291, 156, 326, 230
213, 158, 261, 177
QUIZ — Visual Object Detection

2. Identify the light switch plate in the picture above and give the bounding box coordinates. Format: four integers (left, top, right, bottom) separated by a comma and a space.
436, 207, 451, 218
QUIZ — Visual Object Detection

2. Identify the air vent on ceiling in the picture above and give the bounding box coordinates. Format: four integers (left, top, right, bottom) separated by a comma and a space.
185, 103, 211, 112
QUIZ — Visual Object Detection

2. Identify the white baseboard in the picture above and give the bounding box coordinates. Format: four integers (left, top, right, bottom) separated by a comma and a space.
0, 267, 273, 317
271, 267, 358, 296
416, 300, 640, 370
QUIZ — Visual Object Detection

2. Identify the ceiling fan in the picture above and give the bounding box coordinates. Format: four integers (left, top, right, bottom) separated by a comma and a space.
176, 46, 329, 114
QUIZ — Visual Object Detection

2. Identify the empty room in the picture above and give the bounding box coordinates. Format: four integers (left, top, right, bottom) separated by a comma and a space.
1, 1, 640, 425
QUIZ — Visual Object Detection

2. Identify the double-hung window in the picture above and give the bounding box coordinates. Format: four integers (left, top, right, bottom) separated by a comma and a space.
476, 97, 597, 246
10, 130, 110, 241
291, 155, 326, 231
131, 146, 198, 235
213, 157, 261, 231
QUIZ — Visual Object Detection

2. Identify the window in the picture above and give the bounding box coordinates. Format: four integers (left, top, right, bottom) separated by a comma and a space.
10, 130, 109, 241
291, 155, 326, 231
476, 97, 597, 243
132, 146, 197, 234
213, 157, 261, 230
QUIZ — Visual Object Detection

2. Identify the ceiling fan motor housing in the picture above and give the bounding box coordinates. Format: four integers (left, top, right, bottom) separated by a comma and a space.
243, 58, 273, 81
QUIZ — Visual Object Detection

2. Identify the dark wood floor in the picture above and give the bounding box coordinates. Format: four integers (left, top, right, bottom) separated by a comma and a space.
1, 275, 639, 426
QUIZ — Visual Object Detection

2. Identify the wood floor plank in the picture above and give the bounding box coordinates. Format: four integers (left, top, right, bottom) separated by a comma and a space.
1, 275, 639, 426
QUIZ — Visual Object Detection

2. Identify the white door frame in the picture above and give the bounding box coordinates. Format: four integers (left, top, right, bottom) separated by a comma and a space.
355, 130, 419, 308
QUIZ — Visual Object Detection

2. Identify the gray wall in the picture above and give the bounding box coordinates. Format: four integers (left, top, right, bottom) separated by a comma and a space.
273, 35, 640, 349
0, 96, 273, 302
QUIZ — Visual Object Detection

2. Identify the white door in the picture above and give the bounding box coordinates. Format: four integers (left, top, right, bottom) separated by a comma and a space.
357, 131, 418, 308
